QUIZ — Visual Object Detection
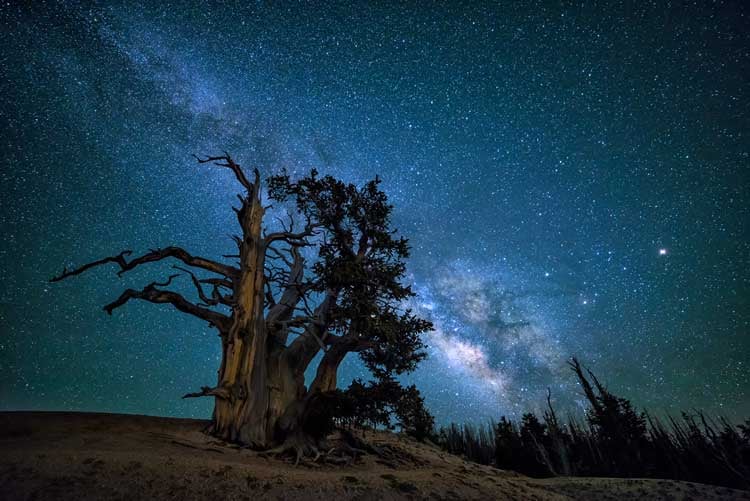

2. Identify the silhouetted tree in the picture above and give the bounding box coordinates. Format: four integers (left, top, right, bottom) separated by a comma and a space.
338, 377, 400, 432
395, 384, 435, 441
51, 154, 432, 458
519, 413, 553, 476
544, 388, 572, 475
569, 357, 648, 475
494, 417, 522, 470
332, 377, 434, 442
437, 358, 750, 489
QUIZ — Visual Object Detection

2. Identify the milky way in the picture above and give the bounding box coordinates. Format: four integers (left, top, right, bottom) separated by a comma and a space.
2, 2, 748, 424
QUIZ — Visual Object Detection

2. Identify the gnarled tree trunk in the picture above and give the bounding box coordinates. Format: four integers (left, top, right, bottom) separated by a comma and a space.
204, 163, 327, 447
208, 166, 300, 447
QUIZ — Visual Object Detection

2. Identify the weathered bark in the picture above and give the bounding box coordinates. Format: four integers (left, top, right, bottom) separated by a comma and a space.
203, 162, 320, 447
209, 166, 274, 445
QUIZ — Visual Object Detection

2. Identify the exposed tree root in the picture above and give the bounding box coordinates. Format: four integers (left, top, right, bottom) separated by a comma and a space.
258, 428, 386, 467
260, 432, 330, 466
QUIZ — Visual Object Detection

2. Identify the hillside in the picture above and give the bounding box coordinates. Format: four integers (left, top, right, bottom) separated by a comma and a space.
1, 412, 747, 500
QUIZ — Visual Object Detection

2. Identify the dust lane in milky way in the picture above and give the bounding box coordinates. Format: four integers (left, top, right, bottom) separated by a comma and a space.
1, 2, 748, 424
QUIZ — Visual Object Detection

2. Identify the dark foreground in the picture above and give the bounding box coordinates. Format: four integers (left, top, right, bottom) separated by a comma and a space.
1, 412, 747, 500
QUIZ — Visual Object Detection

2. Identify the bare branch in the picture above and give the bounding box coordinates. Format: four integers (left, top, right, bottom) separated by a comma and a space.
174, 266, 216, 306
264, 221, 322, 247
568, 357, 603, 414
102, 275, 231, 332
266, 247, 306, 318
173, 266, 232, 307
50, 246, 238, 283
50, 250, 133, 282
182, 385, 231, 400
266, 245, 293, 268
194, 153, 253, 192
285, 289, 339, 369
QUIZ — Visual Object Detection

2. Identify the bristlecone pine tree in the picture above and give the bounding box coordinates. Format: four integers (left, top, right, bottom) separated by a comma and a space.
51, 154, 432, 455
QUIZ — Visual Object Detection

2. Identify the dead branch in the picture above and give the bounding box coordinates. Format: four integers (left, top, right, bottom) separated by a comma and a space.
266, 246, 307, 328
50, 246, 238, 283
264, 222, 322, 247
102, 275, 231, 332
568, 357, 603, 414
194, 153, 258, 194
182, 385, 231, 400
174, 266, 233, 307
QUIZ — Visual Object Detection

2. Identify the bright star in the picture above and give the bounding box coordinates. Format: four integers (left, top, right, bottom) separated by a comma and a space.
659, 248, 668, 256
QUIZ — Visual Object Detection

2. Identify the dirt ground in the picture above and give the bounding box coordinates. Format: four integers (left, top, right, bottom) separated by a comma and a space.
1, 411, 748, 500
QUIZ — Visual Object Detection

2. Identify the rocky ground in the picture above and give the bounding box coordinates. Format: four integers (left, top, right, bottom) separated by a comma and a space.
1, 411, 748, 500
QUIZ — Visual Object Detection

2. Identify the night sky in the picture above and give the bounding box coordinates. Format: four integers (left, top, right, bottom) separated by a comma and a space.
2, 2, 748, 425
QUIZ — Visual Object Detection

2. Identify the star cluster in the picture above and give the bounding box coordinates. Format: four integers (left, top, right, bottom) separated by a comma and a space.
1, 2, 748, 424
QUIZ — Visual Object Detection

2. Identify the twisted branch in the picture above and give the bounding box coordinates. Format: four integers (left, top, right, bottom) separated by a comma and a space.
182, 385, 231, 400
102, 274, 231, 332
194, 153, 257, 193
174, 266, 233, 307
50, 246, 238, 283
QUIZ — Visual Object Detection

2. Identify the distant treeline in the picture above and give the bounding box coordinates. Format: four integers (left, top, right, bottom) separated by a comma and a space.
434, 358, 750, 490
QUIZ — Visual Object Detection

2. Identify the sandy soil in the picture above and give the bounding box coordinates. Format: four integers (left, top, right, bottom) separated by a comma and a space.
1, 411, 748, 500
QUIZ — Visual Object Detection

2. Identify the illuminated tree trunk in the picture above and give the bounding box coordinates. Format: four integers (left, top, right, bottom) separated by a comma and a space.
202, 162, 330, 447
207, 166, 303, 446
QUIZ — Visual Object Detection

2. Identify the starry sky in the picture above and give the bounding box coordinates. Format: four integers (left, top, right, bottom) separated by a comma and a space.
1, 1, 748, 425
